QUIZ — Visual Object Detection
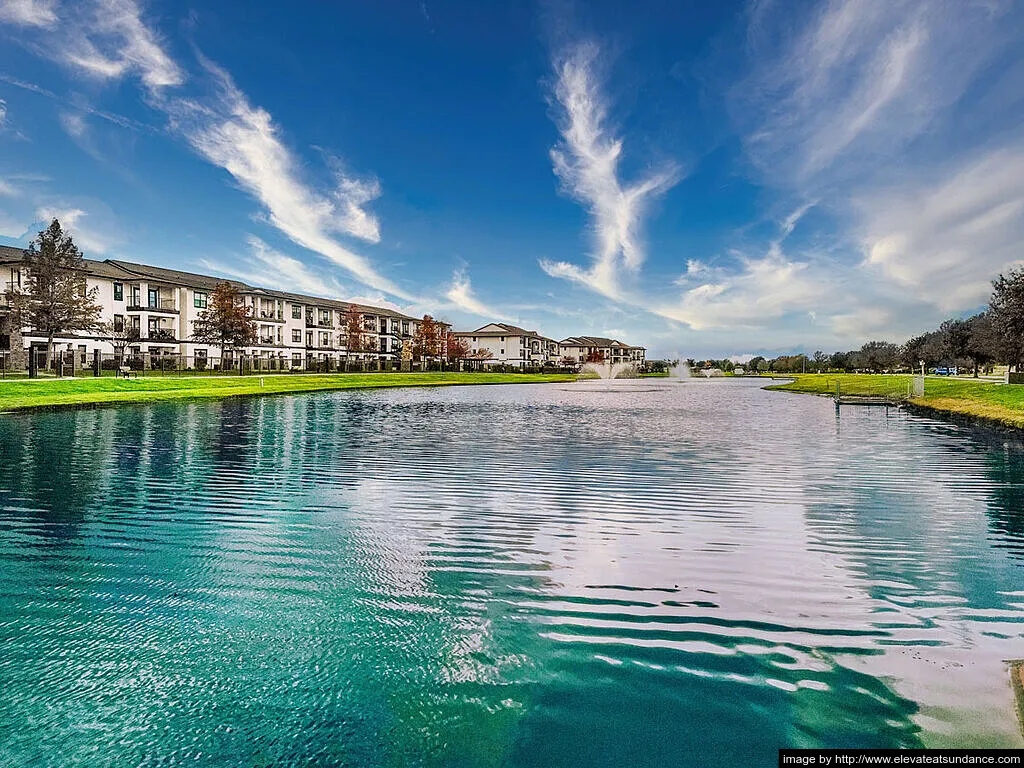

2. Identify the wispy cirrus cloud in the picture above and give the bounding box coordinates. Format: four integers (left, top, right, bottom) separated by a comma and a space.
0, 0, 413, 301
35, 204, 119, 253
444, 268, 506, 319
734, 0, 1014, 187
165, 56, 405, 297
540, 42, 679, 300
687, 0, 1024, 342
0, 0, 57, 27
199, 236, 349, 299
58, 0, 184, 92
858, 146, 1024, 311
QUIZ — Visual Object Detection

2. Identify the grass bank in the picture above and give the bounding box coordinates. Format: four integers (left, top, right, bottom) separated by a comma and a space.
0, 372, 575, 414
766, 374, 1024, 429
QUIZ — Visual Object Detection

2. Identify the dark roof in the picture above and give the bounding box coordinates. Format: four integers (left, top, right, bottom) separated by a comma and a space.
560, 335, 645, 350
456, 322, 554, 342
101, 259, 427, 321
0, 245, 25, 263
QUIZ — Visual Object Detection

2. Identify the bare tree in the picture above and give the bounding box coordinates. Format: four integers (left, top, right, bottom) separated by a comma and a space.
191, 282, 257, 363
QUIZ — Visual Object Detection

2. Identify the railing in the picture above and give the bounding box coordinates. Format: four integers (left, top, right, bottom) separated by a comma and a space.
128, 298, 177, 312
147, 329, 176, 342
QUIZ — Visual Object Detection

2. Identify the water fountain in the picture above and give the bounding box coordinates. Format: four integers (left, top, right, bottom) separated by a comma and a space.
668, 360, 691, 379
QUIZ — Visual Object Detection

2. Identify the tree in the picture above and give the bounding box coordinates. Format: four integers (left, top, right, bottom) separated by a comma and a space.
412, 315, 442, 361
966, 312, 999, 376
4, 219, 102, 369
445, 333, 471, 364
902, 331, 945, 371
813, 350, 826, 372
585, 349, 605, 364
989, 269, 1024, 371
748, 356, 765, 374
190, 282, 257, 362
343, 305, 364, 363
857, 340, 900, 372
939, 318, 972, 367
560, 355, 577, 369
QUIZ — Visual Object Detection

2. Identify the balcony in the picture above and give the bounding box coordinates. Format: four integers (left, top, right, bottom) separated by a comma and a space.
128, 298, 178, 314
146, 329, 177, 342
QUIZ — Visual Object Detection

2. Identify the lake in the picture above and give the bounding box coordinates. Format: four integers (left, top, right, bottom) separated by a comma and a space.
0, 378, 1022, 766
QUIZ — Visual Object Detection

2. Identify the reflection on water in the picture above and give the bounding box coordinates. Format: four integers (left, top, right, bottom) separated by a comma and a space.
0, 379, 1022, 766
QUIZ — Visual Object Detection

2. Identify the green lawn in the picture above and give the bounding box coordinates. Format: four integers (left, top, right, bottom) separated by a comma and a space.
767, 373, 1024, 428
0, 372, 575, 413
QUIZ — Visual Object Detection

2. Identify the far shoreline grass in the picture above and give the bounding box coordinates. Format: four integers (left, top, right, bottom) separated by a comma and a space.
0, 372, 576, 414
766, 373, 1024, 430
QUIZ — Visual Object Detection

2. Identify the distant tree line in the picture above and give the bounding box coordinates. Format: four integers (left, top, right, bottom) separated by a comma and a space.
743, 269, 1024, 376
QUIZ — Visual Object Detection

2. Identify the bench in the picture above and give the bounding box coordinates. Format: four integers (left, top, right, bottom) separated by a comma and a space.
117, 366, 138, 379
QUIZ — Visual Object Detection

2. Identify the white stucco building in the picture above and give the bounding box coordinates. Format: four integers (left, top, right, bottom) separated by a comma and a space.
0, 246, 442, 371
558, 336, 646, 366
454, 323, 560, 368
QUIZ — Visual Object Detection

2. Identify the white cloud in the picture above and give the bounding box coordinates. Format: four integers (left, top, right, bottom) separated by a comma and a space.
541, 42, 679, 300
0, 0, 412, 300
444, 268, 504, 318
58, 111, 87, 138
60, 0, 184, 92
244, 236, 346, 298
163, 57, 408, 298
735, 0, 1015, 188
858, 145, 1024, 311
0, 0, 57, 26
656, 249, 830, 331
34, 205, 117, 254
198, 238, 343, 298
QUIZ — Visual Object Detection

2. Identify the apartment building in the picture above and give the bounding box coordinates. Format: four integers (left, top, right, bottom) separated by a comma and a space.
558, 336, 646, 366
0, 246, 439, 370
454, 323, 560, 368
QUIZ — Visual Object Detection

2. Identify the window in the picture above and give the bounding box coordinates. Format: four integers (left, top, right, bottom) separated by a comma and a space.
292, 304, 302, 319
306, 331, 313, 347
148, 288, 159, 308
113, 314, 124, 332
113, 282, 123, 301
292, 329, 302, 343
196, 349, 207, 359
292, 353, 302, 367
500, 349, 505, 355
402, 321, 409, 335
78, 345, 87, 365
194, 291, 208, 309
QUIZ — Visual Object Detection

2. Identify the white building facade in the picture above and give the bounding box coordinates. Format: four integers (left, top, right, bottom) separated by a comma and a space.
558, 336, 646, 366
0, 247, 438, 371
454, 323, 560, 368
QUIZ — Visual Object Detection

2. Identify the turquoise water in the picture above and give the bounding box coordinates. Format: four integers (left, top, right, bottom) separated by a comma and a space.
0, 379, 1022, 766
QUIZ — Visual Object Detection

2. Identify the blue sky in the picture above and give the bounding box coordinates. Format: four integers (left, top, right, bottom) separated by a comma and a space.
0, 0, 1022, 359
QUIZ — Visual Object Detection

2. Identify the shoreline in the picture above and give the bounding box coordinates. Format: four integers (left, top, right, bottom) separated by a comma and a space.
765, 374, 1024, 432
0, 372, 576, 415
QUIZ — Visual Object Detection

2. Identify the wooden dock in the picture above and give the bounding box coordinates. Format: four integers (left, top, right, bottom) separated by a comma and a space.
834, 395, 900, 406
